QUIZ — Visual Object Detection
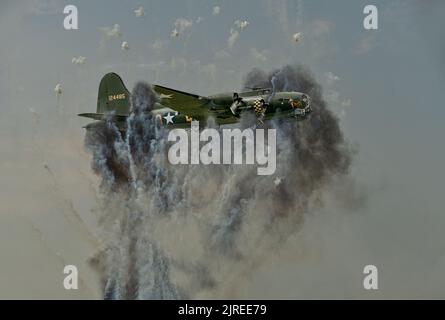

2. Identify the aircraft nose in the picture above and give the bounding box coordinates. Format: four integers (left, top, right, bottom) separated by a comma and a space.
301, 94, 310, 106
293, 93, 312, 118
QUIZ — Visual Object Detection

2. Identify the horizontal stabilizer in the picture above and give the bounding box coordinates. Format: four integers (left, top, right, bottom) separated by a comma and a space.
78, 113, 128, 122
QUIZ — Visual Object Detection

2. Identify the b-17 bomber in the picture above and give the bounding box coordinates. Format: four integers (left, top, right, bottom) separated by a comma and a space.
78, 72, 312, 131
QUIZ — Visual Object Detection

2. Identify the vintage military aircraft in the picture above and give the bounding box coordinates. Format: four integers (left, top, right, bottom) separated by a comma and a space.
78, 72, 312, 131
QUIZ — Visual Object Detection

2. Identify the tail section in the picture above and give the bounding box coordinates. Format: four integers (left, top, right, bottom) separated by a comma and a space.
96, 72, 131, 115
78, 73, 130, 130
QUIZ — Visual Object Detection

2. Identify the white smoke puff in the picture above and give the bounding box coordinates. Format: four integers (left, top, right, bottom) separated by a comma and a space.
100, 24, 122, 37
234, 20, 249, 30
324, 72, 340, 85
175, 17, 192, 31
227, 28, 240, 48
72, 56, 86, 65
212, 6, 221, 16
228, 20, 249, 48
134, 6, 145, 17
121, 41, 130, 51
170, 29, 179, 38
293, 32, 302, 43
171, 18, 193, 38
195, 17, 204, 23
54, 83, 62, 95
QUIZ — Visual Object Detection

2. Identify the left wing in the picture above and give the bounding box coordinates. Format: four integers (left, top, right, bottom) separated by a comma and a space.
153, 85, 210, 119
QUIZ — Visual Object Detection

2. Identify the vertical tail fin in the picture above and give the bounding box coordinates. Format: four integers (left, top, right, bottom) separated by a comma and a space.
97, 73, 131, 115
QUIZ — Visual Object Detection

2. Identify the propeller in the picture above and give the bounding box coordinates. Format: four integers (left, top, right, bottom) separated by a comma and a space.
230, 92, 244, 116
230, 92, 270, 122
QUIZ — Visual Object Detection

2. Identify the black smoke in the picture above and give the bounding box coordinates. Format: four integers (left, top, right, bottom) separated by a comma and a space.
244, 64, 351, 195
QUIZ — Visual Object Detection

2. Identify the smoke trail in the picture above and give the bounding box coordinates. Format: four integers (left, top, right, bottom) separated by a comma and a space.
85, 64, 355, 299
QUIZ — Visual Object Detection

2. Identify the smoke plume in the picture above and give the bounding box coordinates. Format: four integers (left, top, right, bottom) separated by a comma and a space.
84, 64, 354, 299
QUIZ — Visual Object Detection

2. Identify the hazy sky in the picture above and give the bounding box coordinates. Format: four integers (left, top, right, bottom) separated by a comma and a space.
0, 0, 444, 298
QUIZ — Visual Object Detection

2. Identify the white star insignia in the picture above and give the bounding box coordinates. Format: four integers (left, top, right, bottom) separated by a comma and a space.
163, 112, 175, 124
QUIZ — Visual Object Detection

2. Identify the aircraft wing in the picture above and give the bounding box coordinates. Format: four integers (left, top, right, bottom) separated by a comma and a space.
153, 85, 210, 118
